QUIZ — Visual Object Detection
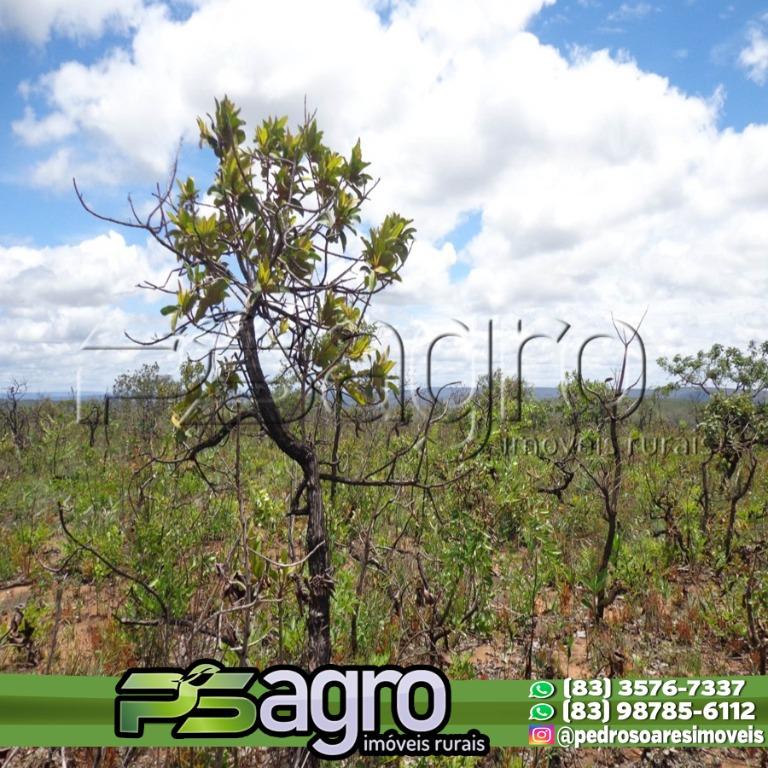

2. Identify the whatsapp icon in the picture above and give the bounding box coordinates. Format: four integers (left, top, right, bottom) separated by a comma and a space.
529, 703, 556, 721
529, 681, 556, 699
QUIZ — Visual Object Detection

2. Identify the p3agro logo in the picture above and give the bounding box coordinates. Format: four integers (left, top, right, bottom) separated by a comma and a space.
115, 659, 483, 759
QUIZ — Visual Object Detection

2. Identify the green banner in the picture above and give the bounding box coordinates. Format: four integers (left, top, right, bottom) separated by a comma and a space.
0, 671, 766, 751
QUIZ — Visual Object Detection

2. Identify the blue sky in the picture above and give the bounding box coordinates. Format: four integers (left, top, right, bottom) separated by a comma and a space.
531, 1, 768, 131
1, 1, 766, 247
2, 0, 768, 392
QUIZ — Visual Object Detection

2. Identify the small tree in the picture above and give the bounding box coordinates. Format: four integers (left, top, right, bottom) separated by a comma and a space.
78, 98, 415, 669
659, 341, 768, 562
80, 403, 102, 448
1, 379, 29, 452
112, 362, 180, 444
537, 321, 645, 622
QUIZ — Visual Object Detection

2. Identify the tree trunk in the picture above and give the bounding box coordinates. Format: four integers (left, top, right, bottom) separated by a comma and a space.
238, 319, 332, 670
723, 456, 757, 564
329, 383, 343, 502
699, 454, 713, 538
596, 411, 622, 622
303, 448, 332, 668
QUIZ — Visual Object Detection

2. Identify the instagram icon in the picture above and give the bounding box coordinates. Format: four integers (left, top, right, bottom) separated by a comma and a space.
529, 725, 556, 746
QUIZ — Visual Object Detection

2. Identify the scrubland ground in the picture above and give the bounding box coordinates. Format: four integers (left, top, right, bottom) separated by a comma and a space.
1, 383, 766, 768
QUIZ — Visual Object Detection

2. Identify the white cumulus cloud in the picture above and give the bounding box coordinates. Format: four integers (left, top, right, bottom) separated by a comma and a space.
739, 26, 768, 85
0, 0, 146, 44
0, 232, 176, 390
4, 0, 768, 388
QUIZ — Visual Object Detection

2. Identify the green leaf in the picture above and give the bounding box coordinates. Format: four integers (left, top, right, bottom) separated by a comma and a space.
193, 278, 229, 322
